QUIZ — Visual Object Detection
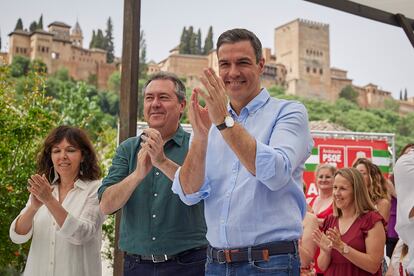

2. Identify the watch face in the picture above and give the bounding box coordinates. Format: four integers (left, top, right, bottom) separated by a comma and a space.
225, 116, 234, 127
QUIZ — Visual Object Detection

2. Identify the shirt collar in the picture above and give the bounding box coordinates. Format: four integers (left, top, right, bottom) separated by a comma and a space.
51, 174, 88, 190
169, 125, 186, 147
228, 88, 270, 116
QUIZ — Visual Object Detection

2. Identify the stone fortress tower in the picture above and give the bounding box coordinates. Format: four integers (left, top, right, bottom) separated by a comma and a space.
7, 20, 117, 89
70, 20, 83, 47
275, 19, 332, 101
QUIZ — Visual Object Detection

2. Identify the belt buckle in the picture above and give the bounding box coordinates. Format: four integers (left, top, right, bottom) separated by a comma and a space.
151, 254, 168, 263
216, 249, 227, 264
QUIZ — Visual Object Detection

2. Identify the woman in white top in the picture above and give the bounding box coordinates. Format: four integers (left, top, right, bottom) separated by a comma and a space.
9, 126, 105, 276
386, 239, 409, 276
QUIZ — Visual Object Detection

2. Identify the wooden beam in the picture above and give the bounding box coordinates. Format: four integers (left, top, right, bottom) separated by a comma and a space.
115, 0, 141, 275
303, 0, 414, 35
396, 13, 414, 48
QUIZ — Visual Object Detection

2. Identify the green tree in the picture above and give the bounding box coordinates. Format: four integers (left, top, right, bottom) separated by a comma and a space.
29, 59, 47, 74
399, 90, 403, 100
339, 85, 359, 104
108, 71, 121, 93
10, 55, 31, 77
93, 29, 105, 49
53, 67, 70, 82
14, 18, 23, 31
203, 26, 214, 54
37, 14, 43, 30
404, 88, 408, 101
196, 29, 202, 55
87, 74, 97, 87
179, 27, 188, 54
188, 26, 196, 54
383, 98, 400, 112
104, 17, 115, 63
89, 30, 96, 48
53, 81, 116, 133
0, 66, 58, 272
139, 30, 147, 78
97, 90, 119, 116
29, 21, 37, 32
268, 85, 286, 97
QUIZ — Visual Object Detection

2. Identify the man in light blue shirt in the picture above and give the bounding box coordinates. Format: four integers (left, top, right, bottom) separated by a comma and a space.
172, 28, 313, 275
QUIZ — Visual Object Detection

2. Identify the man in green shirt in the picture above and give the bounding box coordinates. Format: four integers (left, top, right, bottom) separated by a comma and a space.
98, 72, 207, 276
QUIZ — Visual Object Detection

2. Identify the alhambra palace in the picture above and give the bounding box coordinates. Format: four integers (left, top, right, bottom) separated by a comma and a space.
1, 18, 413, 113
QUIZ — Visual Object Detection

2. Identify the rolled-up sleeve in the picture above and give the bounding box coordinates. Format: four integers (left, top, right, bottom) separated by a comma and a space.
9, 198, 33, 244
171, 167, 210, 205
98, 141, 132, 201
57, 185, 105, 245
255, 102, 312, 191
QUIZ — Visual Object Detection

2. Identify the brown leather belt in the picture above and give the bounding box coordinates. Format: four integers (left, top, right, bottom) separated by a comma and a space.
207, 240, 297, 264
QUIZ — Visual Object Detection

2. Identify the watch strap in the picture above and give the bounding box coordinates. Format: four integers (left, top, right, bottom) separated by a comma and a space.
216, 122, 227, 131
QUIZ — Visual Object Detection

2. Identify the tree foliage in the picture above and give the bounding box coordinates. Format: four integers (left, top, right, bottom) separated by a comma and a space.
139, 30, 147, 78
10, 55, 31, 77
89, 17, 115, 63
339, 85, 359, 103
104, 17, 115, 63
37, 15, 43, 30
89, 30, 96, 49
179, 26, 213, 55
15, 18, 23, 31
29, 21, 37, 32
0, 67, 58, 273
204, 26, 214, 54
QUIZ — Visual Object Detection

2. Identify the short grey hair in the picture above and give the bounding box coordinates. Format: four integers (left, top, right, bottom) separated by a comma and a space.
217, 28, 263, 63
142, 71, 186, 102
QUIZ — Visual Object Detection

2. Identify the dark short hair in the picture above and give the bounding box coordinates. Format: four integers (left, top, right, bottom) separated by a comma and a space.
217, 28, 263, 63
399, 143, 414, 158
143, 71, 186, 102
37, 126, 101, 181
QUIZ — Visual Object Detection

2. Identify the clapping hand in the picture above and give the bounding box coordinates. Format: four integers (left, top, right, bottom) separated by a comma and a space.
188, 88, 212, 141
28, 174, 53, 205
326, 227, 344, 252
135, 143, 153, 180
312, 228, 332, 253
196, 68, 229, 126
141, 128, 166, 168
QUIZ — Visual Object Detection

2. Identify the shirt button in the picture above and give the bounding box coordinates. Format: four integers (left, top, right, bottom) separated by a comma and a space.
52, 222, 56, 226
152, 237, 156, 241
152, 214, 156, 218
155, 172, 160, 176
154, 193, 158, 197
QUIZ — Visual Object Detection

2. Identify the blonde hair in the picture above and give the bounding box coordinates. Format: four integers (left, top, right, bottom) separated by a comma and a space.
333, 168, 376, 217
315, 163, 336, 178
352, 158, 388, 203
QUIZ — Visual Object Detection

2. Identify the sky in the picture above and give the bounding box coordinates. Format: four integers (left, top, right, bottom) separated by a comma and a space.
1, 0, 413, 99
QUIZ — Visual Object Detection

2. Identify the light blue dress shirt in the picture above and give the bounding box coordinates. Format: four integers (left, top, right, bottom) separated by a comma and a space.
172, 88, 313, 249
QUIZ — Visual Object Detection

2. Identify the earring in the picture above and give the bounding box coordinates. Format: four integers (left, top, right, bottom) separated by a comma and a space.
49, 167, 59, 184
80, 162, 84, 176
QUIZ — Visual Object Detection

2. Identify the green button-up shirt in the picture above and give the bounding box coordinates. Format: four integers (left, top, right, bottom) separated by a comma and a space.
98, 126, 207, 255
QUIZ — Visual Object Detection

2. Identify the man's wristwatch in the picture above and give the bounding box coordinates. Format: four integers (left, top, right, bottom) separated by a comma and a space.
216, 115, 234, 131
341, 243, 350, 255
